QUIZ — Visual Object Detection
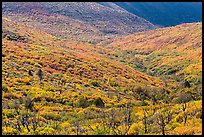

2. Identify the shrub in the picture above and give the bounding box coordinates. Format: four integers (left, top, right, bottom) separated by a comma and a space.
175, 115, 183, 123
76, 96, 90, 108
60, 122, 70, 128
2, 85, 9, 92
37, 69, 43, 81
43, 112, 61, 121
181, 81, 191, 88
28, 70, 33, 76
89, 80, 101, 87
45, 97, 56, 103
171, 122, 181, 129
56, 98, 68, 104
2, 109, 15, 118
175, 92, 192, 103
128, 123, 139, 135
109, 81, 119, 87
4, 93, 18, 99
2, 127, 18, 135
66, 101, 74, 107
93, 97, 105, 108
7, 83, 13, 87
33, 97, 44, 102
174, 126, 195, 135
140, 100, 149, 106
196, 111, 202, 119
39, 127, 55, 135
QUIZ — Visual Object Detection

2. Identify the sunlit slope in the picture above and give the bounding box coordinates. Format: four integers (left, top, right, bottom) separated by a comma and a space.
99, 23, 202, 97
2, 2, 156, 44
2, 18, 166, 107
2, 15, 202, 136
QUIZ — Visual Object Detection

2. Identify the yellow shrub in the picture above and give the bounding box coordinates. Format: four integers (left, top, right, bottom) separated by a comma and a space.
128, 123, 139, 135
174, 126, 195, 135
2, 127, 18, 135
39, 127, 55, 135
60, 122, 70, 128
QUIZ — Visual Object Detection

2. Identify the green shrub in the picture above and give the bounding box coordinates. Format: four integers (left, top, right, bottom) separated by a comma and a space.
175, 115, 183, 123
2, 85, 9, 93
76, 96, 90, 108
140, 100, 149, 106
93, 97, 105, 108
89, 80, 101, 87
171, 122, 181, 129
43, 112, 61, 121
2, 109, 15, 118
109, 81, 119, 87
66, 101, 74, 107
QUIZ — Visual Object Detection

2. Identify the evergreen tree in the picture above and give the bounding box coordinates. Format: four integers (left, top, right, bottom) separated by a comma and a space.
37, 69, 43, 81
28, 70, 33, 76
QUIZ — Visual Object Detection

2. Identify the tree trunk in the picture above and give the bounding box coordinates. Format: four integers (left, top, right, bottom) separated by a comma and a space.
162, 126, 165, 135
184, 114, 187, 126
144, 123, 147, 133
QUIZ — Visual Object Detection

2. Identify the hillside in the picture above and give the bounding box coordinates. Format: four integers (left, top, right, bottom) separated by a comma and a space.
108, 2, 202, 27
2, 16, 165, 102
2, 2, 156, 44
2, 17, 202, 136
98, 22, 202, 100
3, 17, 180, 135
2, 2, 202, 135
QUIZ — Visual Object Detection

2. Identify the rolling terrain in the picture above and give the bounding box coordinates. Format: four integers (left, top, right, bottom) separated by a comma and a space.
2, 17, 171, 135
2, 2, 156, 44
98, 22, 202, 100
2, 2, 202, 135
2, 17, 166, 105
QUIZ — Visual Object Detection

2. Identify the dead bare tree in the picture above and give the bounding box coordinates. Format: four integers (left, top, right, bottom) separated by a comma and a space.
141, 107, 156, 134
12, 96, 42, 134
176, 92, 192, 126
142, 108, 148, 134
155, 106, 174, 135
122, 102, 134, 135
96, 102, 134, 135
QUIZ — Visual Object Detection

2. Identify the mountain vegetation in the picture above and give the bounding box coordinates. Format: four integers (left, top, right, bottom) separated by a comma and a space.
98, 23, 202, 100
2, 2, 202, 135
2, 2, 156, 44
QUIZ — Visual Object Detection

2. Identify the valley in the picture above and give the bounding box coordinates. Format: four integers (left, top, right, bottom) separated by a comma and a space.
2, 2, 202, 135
